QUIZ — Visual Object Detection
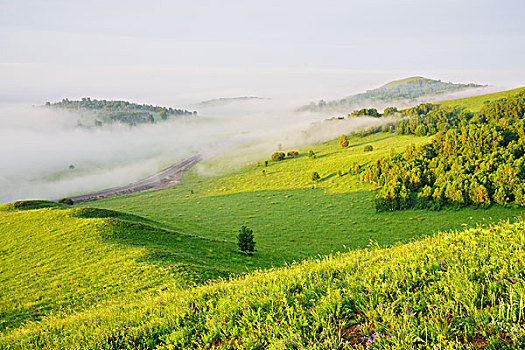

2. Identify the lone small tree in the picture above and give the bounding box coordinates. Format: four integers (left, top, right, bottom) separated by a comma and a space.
237, 225, 256, 255
339, 134, 349, 148
311, 171, 320, 183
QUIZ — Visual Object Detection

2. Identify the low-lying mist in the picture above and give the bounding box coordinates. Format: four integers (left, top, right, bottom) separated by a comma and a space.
0, 100, 388, 203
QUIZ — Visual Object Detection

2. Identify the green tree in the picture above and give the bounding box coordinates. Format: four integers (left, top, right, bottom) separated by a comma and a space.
339, 134, 349, 148
414, 125, 427, 136
237, 225, 256, 255
272, 152, 285, 161
311, 171, 321, 182
364, 145, 373, 152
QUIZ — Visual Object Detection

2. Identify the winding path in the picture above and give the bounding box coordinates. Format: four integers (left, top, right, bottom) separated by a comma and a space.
68, 154, 203, 203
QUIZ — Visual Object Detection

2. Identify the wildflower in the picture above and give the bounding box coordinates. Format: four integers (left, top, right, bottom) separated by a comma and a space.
242, 308, 248, 315
510, 277, 517, 284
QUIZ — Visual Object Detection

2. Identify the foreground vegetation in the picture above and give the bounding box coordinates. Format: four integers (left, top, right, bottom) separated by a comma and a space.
2, 218, 525, 349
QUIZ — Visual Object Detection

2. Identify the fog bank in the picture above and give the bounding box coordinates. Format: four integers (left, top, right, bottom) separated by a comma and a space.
0, 100, 387, 203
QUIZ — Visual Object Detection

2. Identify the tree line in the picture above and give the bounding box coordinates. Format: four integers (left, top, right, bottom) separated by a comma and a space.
356, 92, 525, 211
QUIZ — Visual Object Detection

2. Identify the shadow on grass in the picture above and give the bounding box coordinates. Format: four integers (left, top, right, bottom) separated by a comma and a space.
350, 135, 393, 148
315, 152, 338, 159
71, 207, 264, 282
320, 173, 337, 182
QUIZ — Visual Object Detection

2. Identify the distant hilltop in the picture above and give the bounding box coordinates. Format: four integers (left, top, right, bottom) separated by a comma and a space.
299, 76, 487, 113
44, 98, 197, 126
197, 96, 267, 107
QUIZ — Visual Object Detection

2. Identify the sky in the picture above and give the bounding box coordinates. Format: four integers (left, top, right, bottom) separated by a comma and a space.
1, 0, 524, 106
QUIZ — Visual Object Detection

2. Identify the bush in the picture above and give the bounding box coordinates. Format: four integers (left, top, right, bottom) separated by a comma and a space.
311, 172, 320, 182
237, 225, 256, 255
271, 152, 285, 161
287, 151, 299, 157
350, 162, 360, 175
364, 145, 374, 152
308, 150, 316, 159
58, 198, 74, 205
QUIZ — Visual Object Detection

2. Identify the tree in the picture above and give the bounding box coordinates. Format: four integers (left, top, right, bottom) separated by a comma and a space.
364, 145, 374, 152
311, 171, 320, 182
237, 225, 256, 255
339, 134, 349, 148
147, 114, 155, 123
383, 106, 398, 116
415, 125, 428, 136
272, 152, 285, 161
160, 110, 167, 120
308, 150, 316, 159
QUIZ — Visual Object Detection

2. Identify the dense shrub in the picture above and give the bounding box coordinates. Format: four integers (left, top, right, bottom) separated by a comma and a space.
58, 198, 74, 205
364, 145, 374, 152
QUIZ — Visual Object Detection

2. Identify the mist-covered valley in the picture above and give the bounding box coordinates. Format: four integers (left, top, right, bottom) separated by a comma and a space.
0, 98, 391, 203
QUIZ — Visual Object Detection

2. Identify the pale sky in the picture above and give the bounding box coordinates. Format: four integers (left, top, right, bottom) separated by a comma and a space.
1, 0, 524, 106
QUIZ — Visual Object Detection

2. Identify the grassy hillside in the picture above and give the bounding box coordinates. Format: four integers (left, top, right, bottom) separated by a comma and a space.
0, 201, 264, 330
82, 132, 522, 272
435, 86, 525, 112
3, 218, 525, 349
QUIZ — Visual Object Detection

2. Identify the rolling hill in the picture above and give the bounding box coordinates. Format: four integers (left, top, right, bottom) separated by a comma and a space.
299, 76, 486, 113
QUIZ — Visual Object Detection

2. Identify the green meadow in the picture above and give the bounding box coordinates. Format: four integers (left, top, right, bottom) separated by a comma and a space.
435, 86, 525, 112
2, 87, 525, 348
83, 132, 523, 274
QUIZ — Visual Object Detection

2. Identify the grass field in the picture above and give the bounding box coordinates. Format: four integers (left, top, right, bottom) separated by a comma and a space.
3, 218, 525, 348
82, 131, 524, 275
0, 202, 255, 330
435, 86, 525, 112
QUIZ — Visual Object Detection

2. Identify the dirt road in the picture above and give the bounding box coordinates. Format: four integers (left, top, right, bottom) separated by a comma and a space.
68, 154, 203, 203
